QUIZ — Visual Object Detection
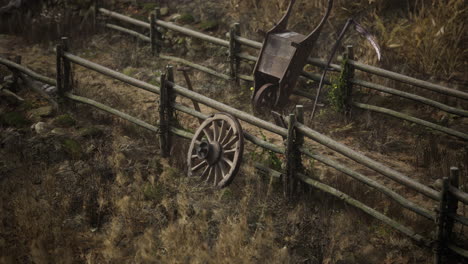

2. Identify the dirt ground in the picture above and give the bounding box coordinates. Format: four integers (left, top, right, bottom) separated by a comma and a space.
1, 1, 468, 263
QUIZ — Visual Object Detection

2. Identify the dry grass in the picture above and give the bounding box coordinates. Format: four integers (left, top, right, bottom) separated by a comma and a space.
363, 0, 467, 80
3, 1, 467, 262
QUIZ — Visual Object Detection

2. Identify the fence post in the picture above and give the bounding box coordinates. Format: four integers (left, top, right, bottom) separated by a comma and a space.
11, 55, 21, 92
285, 113, 297, 200
344, 45, 354, 116
159, 65, 174, 157
295, 105, 305, 192
447, 167, 459, 239
159, 72, 168, 157
149, 12, 157, 56
56, 44, 63, 97
229, 23, 240, 82
152, 8, 162, 55
61, 37, 71, 93
434, 177, 449, 264
93, 0, 99, 31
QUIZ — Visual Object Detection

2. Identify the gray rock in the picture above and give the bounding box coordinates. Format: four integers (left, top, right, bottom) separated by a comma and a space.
160, 7, 169, 16
168, 13, 181, 22
42, 84, 57, 94
31, 121, 50, 134
432, 178, 443, 191
50, 127, 67, 136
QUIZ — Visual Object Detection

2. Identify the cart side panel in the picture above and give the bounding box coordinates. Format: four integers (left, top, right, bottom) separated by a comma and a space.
257, 34, 297, 79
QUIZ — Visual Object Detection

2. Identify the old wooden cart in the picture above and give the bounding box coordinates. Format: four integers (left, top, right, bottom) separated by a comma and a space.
252, 0, 333, 112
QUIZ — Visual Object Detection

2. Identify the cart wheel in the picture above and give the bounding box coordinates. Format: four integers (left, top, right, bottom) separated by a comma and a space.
187, 113, 244, 188
253, 83, 277, 113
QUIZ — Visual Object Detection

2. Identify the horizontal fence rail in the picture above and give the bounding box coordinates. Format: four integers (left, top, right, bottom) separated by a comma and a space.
353, 102, 468, 140
296, 172, 430, 245
99, 8, 230, 47
351, 78, 468, 117
338, 57, 468, 100
0, 57, 56, 85
65, 92, 160, 132
105, 23, 150, 42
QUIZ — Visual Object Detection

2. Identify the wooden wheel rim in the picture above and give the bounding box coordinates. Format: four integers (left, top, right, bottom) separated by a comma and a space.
252, 83, 277, 113
187, 113, 244, 188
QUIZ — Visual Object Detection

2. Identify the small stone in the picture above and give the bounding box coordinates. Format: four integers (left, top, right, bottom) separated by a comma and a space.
51, 128, 67, 136
42, 84, 57, 94
432, 178, 443, 190
160, 7, 169, 16
85, 144, 97, 154
79, 127, 103, 138
169, 13, 181, 22
31, 122, 50, 134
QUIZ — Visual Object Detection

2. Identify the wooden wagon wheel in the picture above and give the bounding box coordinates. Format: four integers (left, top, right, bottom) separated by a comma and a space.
187, 113, 244, 188
252, 83, 277, 113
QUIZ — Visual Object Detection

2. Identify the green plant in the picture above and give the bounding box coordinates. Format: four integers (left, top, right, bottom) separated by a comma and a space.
179, 13, 195, 24
259, 131, 282, 171
54, 114, 76, 128
328, 58, 349, 112
143, 183, 164, 201
0, 112, 30, 127
62, 138, 82, 159
141, 3, 158, 13
219, 188, 233, 201
199, 20, 218, 31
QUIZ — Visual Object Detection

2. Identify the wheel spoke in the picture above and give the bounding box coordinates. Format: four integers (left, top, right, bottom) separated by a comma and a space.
220, 127, 233, 145
200, 165, 210, 178
223, 135, 239, 149
205, 166, 214, 182
203, 128, 213, 142
191, 160, 208, 172
218, 161, 228, 179
223, 157, 234, 168
214, 164, 220, 186
213, 121, 219, 141
223, 148, 236, 155
218, 120, 226, 142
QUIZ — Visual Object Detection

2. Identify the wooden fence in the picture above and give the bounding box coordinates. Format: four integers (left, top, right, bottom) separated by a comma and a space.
2, 45, 467, 261
97, 6, 468, 142
0, 4, 467, 262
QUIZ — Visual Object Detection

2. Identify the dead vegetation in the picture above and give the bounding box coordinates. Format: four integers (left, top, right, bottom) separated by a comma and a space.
1, 0, 467, 263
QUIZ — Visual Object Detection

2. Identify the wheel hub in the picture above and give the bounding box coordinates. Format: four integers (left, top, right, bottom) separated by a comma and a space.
196, 141, 222, 165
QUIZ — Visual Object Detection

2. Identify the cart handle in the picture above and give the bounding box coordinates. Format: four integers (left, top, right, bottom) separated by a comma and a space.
270, 0, 296, 33
302, 0, 333, 46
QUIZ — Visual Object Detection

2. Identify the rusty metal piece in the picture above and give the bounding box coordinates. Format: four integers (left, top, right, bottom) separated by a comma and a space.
252, 0, 333, 111
187, 113, 244, 188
